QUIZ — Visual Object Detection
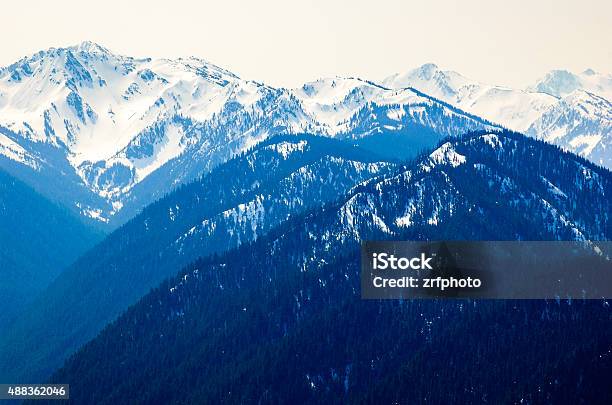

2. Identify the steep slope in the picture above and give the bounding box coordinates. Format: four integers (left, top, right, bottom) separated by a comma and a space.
45, 131, 611, 404
0, 44, 497, 226
0, 168, 101, 327
383, 64, 612, 169
0, 135, 395, 383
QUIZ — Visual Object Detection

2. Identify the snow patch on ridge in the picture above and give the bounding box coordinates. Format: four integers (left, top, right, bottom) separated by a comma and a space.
422, 142, 466, 172
265, 140, 308, 159
481, 133, 502, 149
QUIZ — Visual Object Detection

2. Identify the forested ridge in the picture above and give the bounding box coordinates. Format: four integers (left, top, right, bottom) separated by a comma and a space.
39, 131, 612, 404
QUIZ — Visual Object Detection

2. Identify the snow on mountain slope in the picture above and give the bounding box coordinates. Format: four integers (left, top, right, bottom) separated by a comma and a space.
0, 43, 269, 191
0, 43, 309, 222
0, 43, 235, 162
383, 64, 612, 169
527, 90, 611, 168
528, 69, 612, 100
0, 44, 496, 225
0, 42, 237, 205
293, 76, 496, 138
382, 63, 558, 133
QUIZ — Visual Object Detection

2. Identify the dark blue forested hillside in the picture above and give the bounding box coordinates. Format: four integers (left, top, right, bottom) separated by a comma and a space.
41, 131, 612, 404
0, 135, 396, 383
46, 249, 612, 404
0, 169, 101, 328
335, 130, 609, 242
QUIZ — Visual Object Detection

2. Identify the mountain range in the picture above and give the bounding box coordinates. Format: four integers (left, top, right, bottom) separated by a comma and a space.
0, 42, 610, 402
1, 42, 609, 228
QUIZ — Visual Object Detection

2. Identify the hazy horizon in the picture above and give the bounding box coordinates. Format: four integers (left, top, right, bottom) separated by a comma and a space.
1, 0, 610, 88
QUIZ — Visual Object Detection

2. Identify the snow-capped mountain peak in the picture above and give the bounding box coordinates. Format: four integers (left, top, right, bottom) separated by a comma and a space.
69, 40, 114, 56
383, 64, 611, 169
293, 77, 383, 132
0, 44, 264, 220
528, 69, 581, 98
383, 63, 560, 133
527, 89, 611, 167
528, 69, 612, 100
0, 42, 244, 162
383, 63, 473, 99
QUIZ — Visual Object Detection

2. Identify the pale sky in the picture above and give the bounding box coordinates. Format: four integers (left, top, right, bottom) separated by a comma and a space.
2, 0, 610, 88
